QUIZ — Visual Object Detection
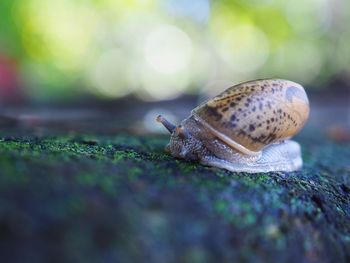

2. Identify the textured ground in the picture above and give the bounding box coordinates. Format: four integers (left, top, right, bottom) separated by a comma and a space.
0, 127, 349, 263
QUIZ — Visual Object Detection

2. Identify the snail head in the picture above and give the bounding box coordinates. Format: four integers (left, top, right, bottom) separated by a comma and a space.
156, 115, 202, 161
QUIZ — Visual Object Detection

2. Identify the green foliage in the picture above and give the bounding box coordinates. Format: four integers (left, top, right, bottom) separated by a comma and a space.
1, 0, 349, 100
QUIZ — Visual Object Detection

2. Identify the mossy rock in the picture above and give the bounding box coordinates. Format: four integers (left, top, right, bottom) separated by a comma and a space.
0, 131, 349, 263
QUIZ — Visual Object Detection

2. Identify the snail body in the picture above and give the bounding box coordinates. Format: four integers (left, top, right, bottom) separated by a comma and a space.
157, 79, 309, 173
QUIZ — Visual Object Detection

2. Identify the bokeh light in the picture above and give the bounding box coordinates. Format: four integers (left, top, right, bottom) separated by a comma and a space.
89, 49, 134, 98
217, 23, 270, 74
144, 24, 192, 74
0, 0, 348, 102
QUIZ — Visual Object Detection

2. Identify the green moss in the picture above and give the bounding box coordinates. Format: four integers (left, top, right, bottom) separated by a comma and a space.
0, 132, 349, 262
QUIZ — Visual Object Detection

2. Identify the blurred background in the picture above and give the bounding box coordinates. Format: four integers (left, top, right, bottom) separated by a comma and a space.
0, 0, 349, 135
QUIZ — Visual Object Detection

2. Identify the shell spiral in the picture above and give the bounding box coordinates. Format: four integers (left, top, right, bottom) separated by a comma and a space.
193, 79, 309, 153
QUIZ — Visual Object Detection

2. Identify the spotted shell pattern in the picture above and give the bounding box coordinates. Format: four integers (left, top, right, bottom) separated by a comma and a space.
193, 79, 309, 153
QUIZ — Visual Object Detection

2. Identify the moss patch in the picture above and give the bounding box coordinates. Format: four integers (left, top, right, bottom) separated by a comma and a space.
0, 132, 349, 262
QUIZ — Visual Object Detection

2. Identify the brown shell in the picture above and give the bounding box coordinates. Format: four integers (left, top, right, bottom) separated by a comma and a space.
193, 79, 309, 153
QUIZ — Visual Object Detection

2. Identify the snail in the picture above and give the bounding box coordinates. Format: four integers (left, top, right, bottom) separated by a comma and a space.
156, 79, 310, 173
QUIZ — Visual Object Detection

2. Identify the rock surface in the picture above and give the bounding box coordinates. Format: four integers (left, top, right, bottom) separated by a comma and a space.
0, 130, 349, 263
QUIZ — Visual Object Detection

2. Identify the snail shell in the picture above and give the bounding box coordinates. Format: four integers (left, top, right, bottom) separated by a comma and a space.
157, 79, 310, 173
193, 79, 309, 155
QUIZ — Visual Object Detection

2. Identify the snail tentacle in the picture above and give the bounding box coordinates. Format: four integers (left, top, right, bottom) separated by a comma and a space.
156, 115, 176, 133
